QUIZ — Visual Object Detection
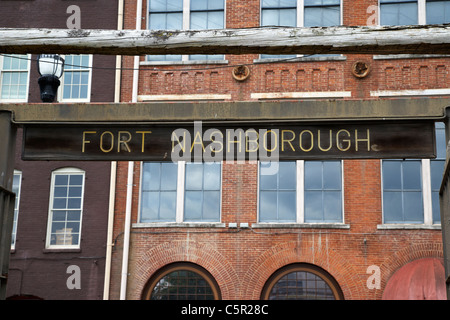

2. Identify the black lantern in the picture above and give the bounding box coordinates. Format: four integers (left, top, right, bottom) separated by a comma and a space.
37, 54, 65, 103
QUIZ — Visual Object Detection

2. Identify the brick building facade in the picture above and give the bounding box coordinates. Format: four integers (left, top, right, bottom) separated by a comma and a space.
107, 0, 449, 300
1, 0, 119, 299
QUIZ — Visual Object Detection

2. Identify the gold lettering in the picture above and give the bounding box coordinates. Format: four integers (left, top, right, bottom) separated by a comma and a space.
100, 131, 114, 153
263, 130, 277, 152
82, 131, 96, 153
281, 130, 295, 152
355, 129, 370, 151
245, 129, 259, 152
191, 131, 205, 152
299, 130, 313, 152
336, 129, 351, 151
318, 130, 332, 152
136, 131, 151, 153
118, 131, 132, 152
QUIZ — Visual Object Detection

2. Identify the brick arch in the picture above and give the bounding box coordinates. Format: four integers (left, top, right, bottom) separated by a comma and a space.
128, 240, 238, 300
374, 242, 444, 300
241, 240, 362, 300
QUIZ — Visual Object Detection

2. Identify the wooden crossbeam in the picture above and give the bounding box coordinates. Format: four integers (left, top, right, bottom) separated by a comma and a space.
1, 25, 450, 55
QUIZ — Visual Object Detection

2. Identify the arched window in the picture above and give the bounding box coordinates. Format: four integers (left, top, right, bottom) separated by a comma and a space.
46, 167, 85, 249
142, 263, 221, 300
261, 263, 344, 300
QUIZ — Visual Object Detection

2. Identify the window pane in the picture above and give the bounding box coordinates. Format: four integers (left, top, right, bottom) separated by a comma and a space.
204, 163, 221, 190
436, 123, 446, 159
53, 198, 67, 209
323, 161, 341, 190
141, 162, 178, 222
305, 191, 323, 222
432, 192, 441, 224
184, 190, 202, 220
260, 191, 278, 221
161, 162, 178, 190
141, 191, 160, 221
324, 191, 342, 222
383, 191, 403, 223
159, 191, 177, 220
143, 162, 161, 191
431, 161, 444, 190
402, 161, 421, 189
305, 161, 323, 190
304, 7, 340, 27
262, 9, 281, 25
202, 191, 220, 220
279, 161, 296, 190
68, 198, 81, 209
186, 163, 203, 190
380, 2, 418, 25
54, 186, 67, 198
278, 191, 296, 221
404, 192, 424, 223
383, 161, 402, 190
150, 268, 216, 300
260, 162, 278, 190
427, 1, 450, 24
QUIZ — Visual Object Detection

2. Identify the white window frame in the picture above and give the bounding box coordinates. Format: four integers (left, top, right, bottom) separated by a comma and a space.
0, 54, 31, 103
11, 170, 22, 250
57, 54, 92, 103
380, 159, 440, 229
255, 160, 347, 227
146, 0, 227, 63
46, 167, 85, 249
136, 161, 224, 227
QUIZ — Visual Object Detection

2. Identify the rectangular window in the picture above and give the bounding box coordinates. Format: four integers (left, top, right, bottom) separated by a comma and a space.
260, 0, 341, 59
59, 54, 92, 102
258, 160, 343, 223
141, 162, 178, 222
382, 160, 424, 223
379, 0, 450, 25
0, 54, 30, 102
11, 171, 22, 249
381, 123, 446, 227
380, 0, 418, 25
426, 0, 450, 23
147, 0, 225, 62
304, 0, 341, 27
259, 161, 297, 222
304, 161, 342, 223
139, 161, 222, 223
184, 162, 221, 221
47, 169, 85, 248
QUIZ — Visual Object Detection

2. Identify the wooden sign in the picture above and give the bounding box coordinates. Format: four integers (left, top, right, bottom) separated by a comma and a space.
22, 121, 436, 161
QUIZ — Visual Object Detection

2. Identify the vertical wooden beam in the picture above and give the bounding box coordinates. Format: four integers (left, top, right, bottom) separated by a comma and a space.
0, 111, 17, 300
440, 109, 450, 299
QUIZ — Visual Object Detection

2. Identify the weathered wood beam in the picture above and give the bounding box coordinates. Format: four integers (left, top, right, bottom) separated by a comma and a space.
1, 25, 450, 55
1, 99, 448, 124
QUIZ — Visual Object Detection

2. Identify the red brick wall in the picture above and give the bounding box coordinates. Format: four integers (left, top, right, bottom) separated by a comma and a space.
110, 0, 448, 300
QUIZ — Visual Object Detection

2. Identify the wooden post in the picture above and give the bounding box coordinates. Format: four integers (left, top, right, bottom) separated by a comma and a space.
0, 111, 17, 300
440, 108, 450, 300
